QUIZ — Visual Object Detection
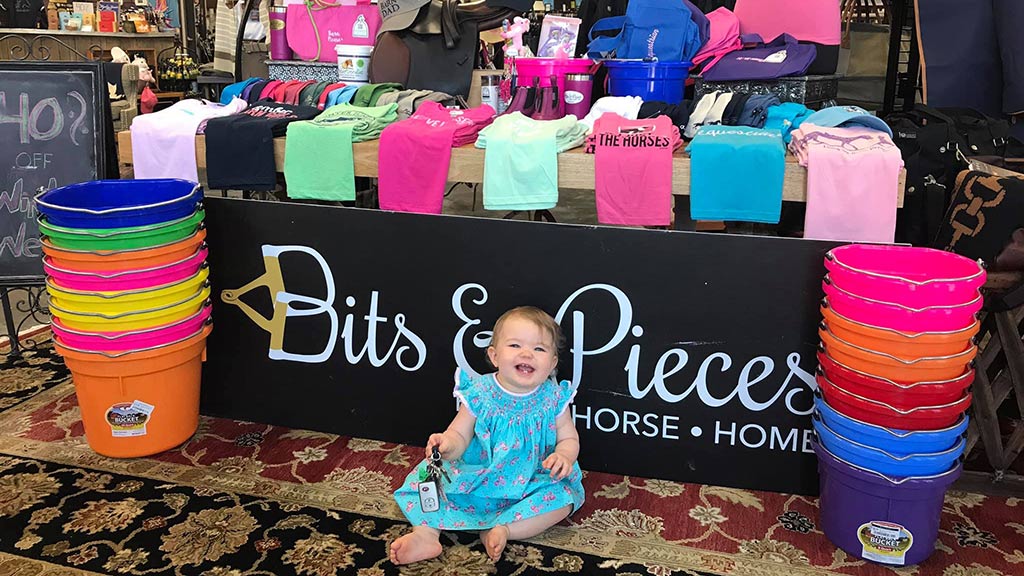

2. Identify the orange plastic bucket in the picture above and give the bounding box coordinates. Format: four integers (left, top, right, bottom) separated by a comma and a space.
818, 327, 976, 383
41, 229, 206, 272
54, 324, 212, 458
820, 305, 977, 357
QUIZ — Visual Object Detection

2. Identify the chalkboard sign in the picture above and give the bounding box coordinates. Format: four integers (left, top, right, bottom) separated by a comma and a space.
0, 61, 110, 286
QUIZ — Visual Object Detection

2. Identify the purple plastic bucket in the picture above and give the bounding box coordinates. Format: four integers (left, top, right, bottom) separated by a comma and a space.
814, 442, 960, 566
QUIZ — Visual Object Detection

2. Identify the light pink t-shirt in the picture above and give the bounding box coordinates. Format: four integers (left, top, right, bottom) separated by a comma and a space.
589, 113, 680, 226
790, 124, 903, 243
130, 97, 248, 182
734, 0, 841, 45
378, 103, 495, 214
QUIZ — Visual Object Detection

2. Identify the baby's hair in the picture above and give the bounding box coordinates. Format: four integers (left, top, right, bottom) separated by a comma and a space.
491, 306, 565, 356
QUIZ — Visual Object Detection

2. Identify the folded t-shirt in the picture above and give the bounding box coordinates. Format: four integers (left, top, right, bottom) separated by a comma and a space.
377, 103, 495, 213
131, 97, 248, 182
205, 103, 319, 191
686, 125, 786, 223
476, 113, 586, 210
590, 113, 681, 226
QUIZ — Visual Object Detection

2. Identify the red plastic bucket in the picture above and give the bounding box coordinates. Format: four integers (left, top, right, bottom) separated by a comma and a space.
817, 374, 972, 430
817, 351, 973, 406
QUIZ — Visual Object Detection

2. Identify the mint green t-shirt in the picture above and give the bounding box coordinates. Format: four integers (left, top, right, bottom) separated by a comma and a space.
475, 113, 585, 211
283, 103, 398, 201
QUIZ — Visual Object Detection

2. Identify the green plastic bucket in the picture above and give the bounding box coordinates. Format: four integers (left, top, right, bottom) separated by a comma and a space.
39, 210, 205, 251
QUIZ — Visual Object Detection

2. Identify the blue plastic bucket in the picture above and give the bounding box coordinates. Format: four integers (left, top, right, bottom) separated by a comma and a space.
604, 60, 691, 104
35, 179, 203, 229
813, 417, 965, 477
815, 442, 959, 566
815, 397, 967, 454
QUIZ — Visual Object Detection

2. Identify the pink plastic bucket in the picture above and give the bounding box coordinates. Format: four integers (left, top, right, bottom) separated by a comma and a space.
822, 279, 982, 333
825, 245, 985, 307
51, 304, 212, 352
44, 247, 208, 292
514, 58, 598, 93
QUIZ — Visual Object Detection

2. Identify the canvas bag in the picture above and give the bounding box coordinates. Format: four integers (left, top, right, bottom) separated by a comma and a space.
690, 7, 742, 73
701, 33, 816, 80
586, 0, 704, 62
287, 0, 381, 63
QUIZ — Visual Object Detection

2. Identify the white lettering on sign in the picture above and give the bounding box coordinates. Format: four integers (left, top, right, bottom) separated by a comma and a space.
0, 177, 48, 259
453, 282, 817, 416
714, 421, 815, 453
572, 405, 679, 440
0, 90, 87, 145
224, 247, 818, 420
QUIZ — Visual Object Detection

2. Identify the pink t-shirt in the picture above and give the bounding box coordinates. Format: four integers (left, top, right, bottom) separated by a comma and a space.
378, 103, 495, 214
734, 0, 841, 45
589, 113, 680, 226
790, 124, 903, 243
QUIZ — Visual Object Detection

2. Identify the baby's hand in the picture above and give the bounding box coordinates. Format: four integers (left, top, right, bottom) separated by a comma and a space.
426, 433, 452, 460
542, 453, 573, 480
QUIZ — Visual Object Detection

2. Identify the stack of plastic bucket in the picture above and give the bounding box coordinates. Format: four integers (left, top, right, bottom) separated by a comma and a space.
814, 244, 985, 567
35, 179, 212, 458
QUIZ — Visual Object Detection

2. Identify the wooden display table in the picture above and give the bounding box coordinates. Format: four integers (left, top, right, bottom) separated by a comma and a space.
115, 131, 905, 205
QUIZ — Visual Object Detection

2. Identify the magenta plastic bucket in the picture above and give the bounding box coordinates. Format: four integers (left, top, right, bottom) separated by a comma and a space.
822, 279, 982, 333
814, 442, 960, 566
51, 304, 212, 352
44, 247, 208, 292
514, 57, 597, 96
825, 245, 985, 307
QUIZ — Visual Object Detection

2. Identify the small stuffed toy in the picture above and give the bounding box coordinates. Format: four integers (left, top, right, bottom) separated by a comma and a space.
500, 17, 531, 58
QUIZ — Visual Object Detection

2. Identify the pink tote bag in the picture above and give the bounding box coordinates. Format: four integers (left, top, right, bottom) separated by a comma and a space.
286, 0, 381, 63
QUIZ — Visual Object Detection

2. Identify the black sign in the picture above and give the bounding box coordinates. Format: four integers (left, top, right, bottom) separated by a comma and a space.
202, 198, 842, 495
0, 62, 109, 286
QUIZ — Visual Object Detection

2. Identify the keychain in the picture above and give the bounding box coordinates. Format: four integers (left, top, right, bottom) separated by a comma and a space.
418, 447, 450, 513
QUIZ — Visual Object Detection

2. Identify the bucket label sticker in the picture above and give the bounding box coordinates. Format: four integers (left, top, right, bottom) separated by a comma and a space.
858, 521, 913, 565
564, 90, 584, 105
106, 400, 155, 438
352, 15, 369, 39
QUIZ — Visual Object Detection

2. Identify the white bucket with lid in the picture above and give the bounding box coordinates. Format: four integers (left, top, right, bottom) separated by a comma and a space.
336, 44, 373, 82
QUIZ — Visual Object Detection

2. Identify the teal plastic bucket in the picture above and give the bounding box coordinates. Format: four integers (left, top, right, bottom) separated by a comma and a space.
604, 60, 691, 104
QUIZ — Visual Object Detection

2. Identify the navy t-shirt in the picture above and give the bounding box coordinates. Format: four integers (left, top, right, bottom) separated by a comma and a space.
205, 103, 319, 191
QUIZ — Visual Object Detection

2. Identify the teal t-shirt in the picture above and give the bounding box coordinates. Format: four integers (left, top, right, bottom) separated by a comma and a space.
686, 126, 786, 223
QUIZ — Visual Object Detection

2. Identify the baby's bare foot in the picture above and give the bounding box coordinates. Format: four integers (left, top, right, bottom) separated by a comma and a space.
481, 524, 509, 562
389, 528, 443, 565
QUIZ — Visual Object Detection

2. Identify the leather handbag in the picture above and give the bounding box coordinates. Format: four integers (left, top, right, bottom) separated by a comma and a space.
370, 0, 519, 97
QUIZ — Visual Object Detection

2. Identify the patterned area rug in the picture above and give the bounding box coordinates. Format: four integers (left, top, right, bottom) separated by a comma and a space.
0, 336, 1021, 576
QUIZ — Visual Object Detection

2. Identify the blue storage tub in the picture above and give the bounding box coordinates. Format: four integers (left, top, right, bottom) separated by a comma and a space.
813, 417, 965, 477
604, 60, 692, 104
35, 179, 203, 229
815, 396, 967, 454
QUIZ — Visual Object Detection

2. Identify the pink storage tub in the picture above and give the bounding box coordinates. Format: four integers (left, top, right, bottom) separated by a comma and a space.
822, 278, 982, 333
825, 244, 985, 307
44, 247, 208, 292
514, 57, 598, 93
51, 303, 212, 352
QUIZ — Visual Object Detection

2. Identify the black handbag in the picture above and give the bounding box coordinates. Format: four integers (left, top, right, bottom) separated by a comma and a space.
886, 105, 967, 245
